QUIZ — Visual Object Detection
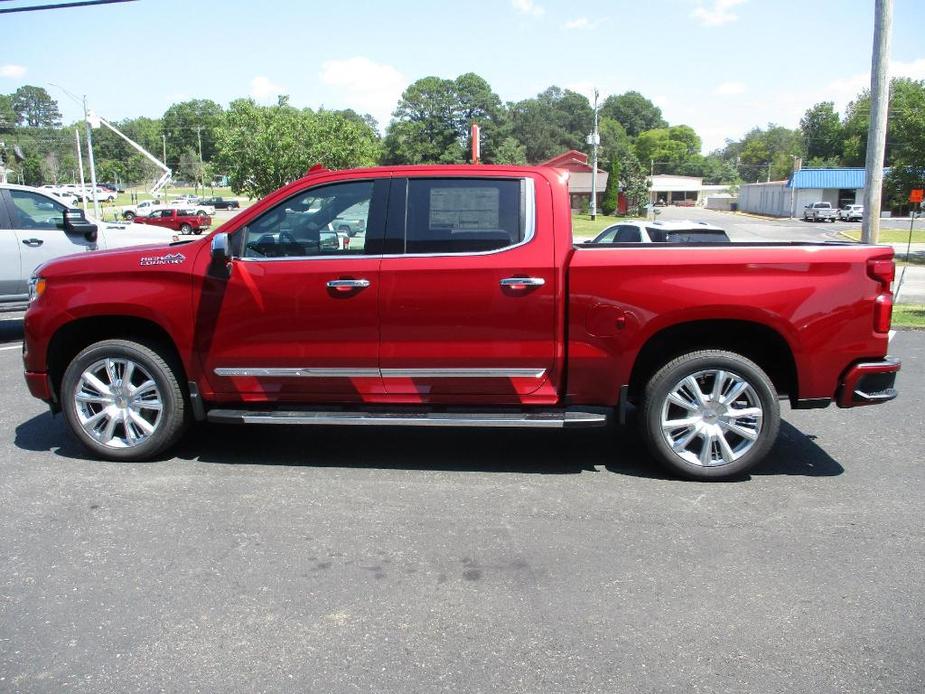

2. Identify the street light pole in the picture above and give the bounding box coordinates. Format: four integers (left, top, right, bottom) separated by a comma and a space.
83, 95, 101, 220
588, 88, 600, 221
75, 128, 87, 214
862, 0, 893, 244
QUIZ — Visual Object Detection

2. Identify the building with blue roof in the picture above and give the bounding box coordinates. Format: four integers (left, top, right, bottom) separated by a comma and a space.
737, 167, 886, 218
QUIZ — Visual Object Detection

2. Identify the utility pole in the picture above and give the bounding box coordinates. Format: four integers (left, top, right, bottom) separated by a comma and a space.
162, 133, 167, 199
862, 0, 893, 244
588, 89, 600, 220
75, 128, 87, 214
83, 95, 101, 220
196, 125, 204, 193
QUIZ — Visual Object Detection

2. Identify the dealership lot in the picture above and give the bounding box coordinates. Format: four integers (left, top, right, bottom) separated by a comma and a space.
0, 311, 922, 692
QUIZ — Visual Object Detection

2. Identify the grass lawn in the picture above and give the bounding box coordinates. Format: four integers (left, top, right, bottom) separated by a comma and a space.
840, 229, 925, 243
892, 304, 925, 329
571, 213, 627, 239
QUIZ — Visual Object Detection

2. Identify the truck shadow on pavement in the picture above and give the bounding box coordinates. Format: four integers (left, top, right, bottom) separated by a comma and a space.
14, 413, 843, 480
0, 316, 24, 343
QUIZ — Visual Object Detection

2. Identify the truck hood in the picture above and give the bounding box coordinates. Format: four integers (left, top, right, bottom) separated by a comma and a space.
37, 239, 201, 279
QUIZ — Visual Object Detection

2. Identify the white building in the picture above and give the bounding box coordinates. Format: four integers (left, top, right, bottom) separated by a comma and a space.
649, 175, 734, 206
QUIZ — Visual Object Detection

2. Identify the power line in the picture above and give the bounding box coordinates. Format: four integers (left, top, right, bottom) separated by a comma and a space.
0, 0, 136, 13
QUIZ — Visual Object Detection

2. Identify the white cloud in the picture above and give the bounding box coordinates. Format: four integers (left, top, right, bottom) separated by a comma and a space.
0, 64, 26, 78
512, 0, 544, 17
564, 17, 590, 30
691, 0, 746, 27
713, 81, 747, 95
249, 75, 286, 102
320, 57, 407, 129
824, 58, 925, 112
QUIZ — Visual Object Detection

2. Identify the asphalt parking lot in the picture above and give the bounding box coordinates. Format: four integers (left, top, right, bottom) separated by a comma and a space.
0, 312, 922, 693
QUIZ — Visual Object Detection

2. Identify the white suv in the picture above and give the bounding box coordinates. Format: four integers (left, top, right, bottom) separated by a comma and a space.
1, 184, 179, 308
838, 204, 863, 222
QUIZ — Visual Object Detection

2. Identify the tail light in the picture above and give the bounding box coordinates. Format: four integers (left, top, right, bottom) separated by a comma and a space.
867, 256, 895, 290
868, 256, 895, 333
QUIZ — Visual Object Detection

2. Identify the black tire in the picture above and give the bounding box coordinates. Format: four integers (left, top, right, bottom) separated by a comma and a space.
640, 350, 780, 481
124, 211, 136, 221
180, 223, 192, 234
61, 339, 189, 461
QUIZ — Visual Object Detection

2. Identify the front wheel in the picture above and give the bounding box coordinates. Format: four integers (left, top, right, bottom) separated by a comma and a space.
180, 223, 192, 234
61, 339, 189, 461
640, 350, 780, 480
124, 211, 136, 221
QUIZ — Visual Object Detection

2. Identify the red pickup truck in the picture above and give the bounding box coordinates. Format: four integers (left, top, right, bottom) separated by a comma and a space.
21, 165, 900, 480
133, 207, 211, 235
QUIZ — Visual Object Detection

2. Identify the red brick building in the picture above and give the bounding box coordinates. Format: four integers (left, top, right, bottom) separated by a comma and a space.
540, 150, 624, 213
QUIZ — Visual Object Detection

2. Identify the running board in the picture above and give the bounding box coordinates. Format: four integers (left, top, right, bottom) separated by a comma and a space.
206, 408, 608, 429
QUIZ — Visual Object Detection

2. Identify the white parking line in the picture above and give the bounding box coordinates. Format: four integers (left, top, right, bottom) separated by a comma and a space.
0, 343, 23, 351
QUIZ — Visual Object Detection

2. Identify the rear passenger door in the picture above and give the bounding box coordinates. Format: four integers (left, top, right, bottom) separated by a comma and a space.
378, 176, 558, 401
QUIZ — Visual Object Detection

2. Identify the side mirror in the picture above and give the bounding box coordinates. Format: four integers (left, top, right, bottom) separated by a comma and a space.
211, 232, 230, 263
64, 208, 98, 243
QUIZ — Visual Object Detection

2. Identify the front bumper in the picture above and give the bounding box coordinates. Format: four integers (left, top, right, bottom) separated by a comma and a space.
836, 357, 901, 408
24, 370, 55, 403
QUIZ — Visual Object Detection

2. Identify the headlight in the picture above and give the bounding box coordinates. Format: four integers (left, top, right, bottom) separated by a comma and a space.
27, 275, 47, 303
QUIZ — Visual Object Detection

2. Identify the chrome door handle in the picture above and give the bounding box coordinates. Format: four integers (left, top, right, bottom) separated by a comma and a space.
500, 276, 545, 287
326, 279, 370, 290
22, 238, 44, 247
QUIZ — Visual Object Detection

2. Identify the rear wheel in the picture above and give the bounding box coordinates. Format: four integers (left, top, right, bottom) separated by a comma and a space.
641, 350, 780, 480
180, 223, 192, 234
61, 339, 189, 461
124, 211, 136, 221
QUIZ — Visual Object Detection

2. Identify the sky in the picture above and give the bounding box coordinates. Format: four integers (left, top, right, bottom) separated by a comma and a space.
1, 0, 923, 153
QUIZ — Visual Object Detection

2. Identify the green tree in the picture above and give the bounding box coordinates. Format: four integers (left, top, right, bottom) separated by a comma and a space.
720, 124, 803, 181
382, 73, 506, 164
215, 98, 380, 198
799, 102, 844, 162
599, 91, 666, 137
0, 94, 15, 132
508, 86, 593, 163
883, 79, 925, 207
598, 117, 633, 169
493, 136, 527, 165
161, 99, 223, 168
618, 151, 648, 215
635, 125, 702, 173
600, 159, 620, 215
178, 148, 204, 186
11, 85, 62, 127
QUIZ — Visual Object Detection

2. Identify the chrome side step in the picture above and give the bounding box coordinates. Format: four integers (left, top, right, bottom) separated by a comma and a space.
206, 408, 608, 429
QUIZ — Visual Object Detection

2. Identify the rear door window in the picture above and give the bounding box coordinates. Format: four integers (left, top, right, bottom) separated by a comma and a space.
402, 178, 527, 254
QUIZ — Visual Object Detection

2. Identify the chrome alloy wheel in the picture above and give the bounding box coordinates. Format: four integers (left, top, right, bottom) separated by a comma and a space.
659, 369, 764, 467
73, 358, 164, 448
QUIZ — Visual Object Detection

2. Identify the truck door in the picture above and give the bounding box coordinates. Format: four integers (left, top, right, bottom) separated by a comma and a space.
198, 177, 388, 401
378, 176, 558, 401
1, 188, 94, 283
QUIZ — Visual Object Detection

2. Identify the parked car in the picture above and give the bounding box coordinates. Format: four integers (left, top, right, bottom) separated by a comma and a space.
169, 196, 215, 215
133, 207, 211, 234
588, 220, 730, 244
21, 166, 900, 481
199, 196, 240, 210
803, 202, 838, 222
839, 204, 864, 222
0, 184, 178, 309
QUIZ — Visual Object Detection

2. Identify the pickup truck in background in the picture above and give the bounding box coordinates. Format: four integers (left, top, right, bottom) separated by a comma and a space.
133, 208, 211, 234
21, 165, 900, 480
123, 199, 213, 220
803, 201, 839, 222
1, 184, 177, 309
199, 196, 240, 210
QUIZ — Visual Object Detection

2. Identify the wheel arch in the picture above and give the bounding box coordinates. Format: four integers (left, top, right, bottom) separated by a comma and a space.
47, 315, 187, 404
627, 319, 798, 404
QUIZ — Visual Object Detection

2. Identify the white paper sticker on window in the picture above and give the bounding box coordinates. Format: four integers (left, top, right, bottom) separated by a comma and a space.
429, 187, 500, 229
